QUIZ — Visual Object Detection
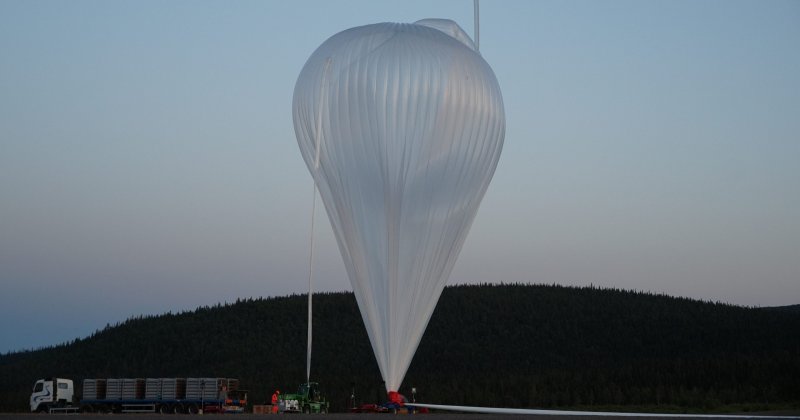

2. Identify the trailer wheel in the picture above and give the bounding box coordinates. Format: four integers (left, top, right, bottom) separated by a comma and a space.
158, 404, 171, 414
81, 404, 93, 413
172, 404, 184, 414
187, 403, 200, 414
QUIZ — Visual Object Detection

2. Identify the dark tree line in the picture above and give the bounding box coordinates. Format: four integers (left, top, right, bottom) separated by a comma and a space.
1, 284, 798, 412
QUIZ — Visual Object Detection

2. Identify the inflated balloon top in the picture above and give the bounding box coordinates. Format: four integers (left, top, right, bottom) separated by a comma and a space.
293, 19, 505, 393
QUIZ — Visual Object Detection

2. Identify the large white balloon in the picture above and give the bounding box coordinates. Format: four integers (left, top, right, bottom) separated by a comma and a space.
293, 19, 504, 393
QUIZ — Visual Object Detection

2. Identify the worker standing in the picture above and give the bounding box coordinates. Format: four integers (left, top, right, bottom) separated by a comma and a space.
271, 390, 280, 414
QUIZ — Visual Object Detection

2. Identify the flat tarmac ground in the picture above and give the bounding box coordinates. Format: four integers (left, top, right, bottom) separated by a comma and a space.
2, 413, 800, 420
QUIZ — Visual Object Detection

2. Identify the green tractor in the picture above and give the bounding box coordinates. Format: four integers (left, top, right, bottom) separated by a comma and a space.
278, 382, 329, 414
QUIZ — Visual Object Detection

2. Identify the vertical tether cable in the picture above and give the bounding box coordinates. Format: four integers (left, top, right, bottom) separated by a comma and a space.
307, 58, 332, 384
306, 182, 317, 385
474, 0, 480, 52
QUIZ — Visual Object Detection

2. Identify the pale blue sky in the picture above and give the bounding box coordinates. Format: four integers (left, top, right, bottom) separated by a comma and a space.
1, 0, 798, 353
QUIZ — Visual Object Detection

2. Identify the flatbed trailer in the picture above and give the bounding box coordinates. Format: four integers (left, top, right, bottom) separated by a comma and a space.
80, 397, 238, 414
31, 377, 247, 414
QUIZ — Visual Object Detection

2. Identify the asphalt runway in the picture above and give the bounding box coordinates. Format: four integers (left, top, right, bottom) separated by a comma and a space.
2, 413, 800, 420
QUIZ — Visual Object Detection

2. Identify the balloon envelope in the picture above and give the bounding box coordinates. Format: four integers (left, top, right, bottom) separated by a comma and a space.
293, 20, 504, 392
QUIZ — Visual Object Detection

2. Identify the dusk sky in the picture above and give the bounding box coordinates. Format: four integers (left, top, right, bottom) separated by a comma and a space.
2, 0, 798, 354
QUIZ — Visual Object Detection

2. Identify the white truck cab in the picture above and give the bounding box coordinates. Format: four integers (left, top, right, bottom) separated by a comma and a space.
30, 378, 74, 412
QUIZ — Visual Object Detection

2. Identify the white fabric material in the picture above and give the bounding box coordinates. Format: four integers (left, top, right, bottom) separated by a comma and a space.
293, 20, 504, 392
406, 404, 800, 418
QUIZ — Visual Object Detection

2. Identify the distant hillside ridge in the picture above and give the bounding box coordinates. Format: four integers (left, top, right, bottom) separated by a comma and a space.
764, 304, 800, 313
1, 283, 798, 412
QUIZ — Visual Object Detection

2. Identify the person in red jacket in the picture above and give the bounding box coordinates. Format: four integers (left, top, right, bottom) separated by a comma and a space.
387, 391, 406, 405
271, 390, 280, 413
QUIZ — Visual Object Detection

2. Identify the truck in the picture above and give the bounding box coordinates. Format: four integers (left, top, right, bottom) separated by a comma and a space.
30, 377, 247, 414
278, 382, 329, 414
29, 378, 76, 413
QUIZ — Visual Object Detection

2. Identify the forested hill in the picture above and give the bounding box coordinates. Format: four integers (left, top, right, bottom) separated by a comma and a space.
766, 304, 800, 313
2, 284, 799, 413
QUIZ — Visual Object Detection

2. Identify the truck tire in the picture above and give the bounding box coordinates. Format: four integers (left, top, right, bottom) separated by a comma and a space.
158, 404, 171, 414
172, 404, 184, 414
81, 404, 93, 413
187, 403, 200, 414
303, 405, 311, 414
321, 405, 328, 414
